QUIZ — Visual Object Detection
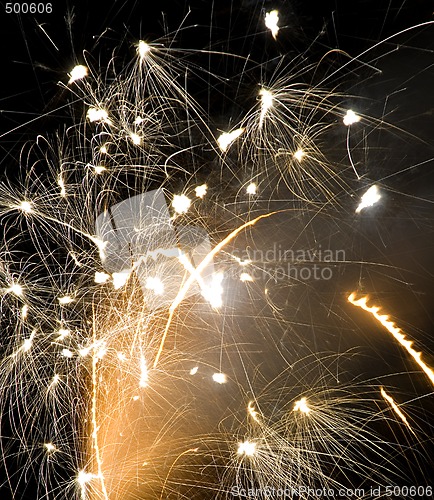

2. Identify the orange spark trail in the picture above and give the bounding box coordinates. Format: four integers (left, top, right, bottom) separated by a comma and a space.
380, 387, 415, 435
153, 211, 277, 368
348, 293, 434, 388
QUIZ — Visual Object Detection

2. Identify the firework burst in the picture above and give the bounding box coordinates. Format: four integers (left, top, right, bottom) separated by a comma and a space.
1, 3, 434, 499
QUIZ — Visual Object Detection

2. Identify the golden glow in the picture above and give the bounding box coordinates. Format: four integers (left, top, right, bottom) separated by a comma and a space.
58, 176, 66, 197
202, 272, 224, 308
139, 356, 149, 388
145, 276, 164, 295
55, 329, 70, 341
22, 330, 36, 354
77, 470, 97, 500
21, 304, 28, 319
93, 165, 107, 174
44, 442, 57, 453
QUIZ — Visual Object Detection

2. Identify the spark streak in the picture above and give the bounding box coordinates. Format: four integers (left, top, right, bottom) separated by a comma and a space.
348, 293, 434, 388
153, 211, 277, 368
380, 387, 415, 435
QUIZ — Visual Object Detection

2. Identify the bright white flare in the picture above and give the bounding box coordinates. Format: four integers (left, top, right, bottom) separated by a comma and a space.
217, 128, 244, 152
7, 283, 23, 296
94, 271, 110, 284
130, 132, 142, 145
202, 272, 224, 308
22, 331, 36, 353
58, 295, 73, 305
293, 149, 305, 161
145, 276, 164, 295
87, 108, 110, 123
293, 397, 311, 414
190, 366, 199, 375
44, 442, 57, 453
246, 182, 257, 195
195, 184, 208, 198
93, 165, 107, 174
212, 372, 227, 384
237, 440, 256, 456
139, 356, 149, 388
18, 201, 32, 213
343, 109, 361, 126
259, 88, 273, 125
77, 470, 95, 491
58, 176, 66, 197
138, 40, 151, 58
240, 273, 253, 282
112, 271, 130, 290
117, 352, 127, 362
21, 304, 28, 318
68, 65, 88, 84
356, 185, 381, 213
265, 10, 279, 39
172, 194, 191, 214
55, 329, 70, 341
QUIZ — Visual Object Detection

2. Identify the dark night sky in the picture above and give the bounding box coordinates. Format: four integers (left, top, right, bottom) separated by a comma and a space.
1, 1, 434, 498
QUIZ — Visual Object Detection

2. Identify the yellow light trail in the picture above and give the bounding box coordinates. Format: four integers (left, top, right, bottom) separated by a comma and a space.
90, 306, 108, 500
153, 211, 277, 368
380, 387, 415, 436
348, 293, 434, 388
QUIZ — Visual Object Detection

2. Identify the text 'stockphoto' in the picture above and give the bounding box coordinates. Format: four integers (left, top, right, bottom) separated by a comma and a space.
0, 1, 434, 499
